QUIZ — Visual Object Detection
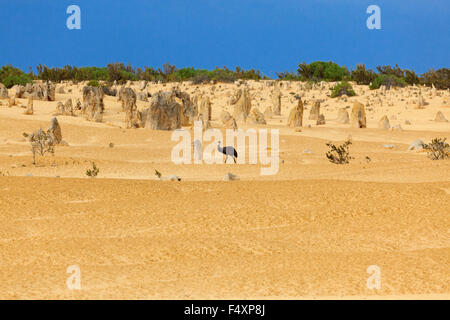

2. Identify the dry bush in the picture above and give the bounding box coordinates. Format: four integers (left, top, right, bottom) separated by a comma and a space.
423, 138, 450, 160
25, 129, 55, 165
86, 162, 100, 177
326, 140, 353, 164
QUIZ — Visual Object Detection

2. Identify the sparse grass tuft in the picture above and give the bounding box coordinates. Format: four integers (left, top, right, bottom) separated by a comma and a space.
86, 162, 100, 177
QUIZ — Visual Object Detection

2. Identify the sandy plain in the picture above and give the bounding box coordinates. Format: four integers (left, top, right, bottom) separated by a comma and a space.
0, 80, 448, 299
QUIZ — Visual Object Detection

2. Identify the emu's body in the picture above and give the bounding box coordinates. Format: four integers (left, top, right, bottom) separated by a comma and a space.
217, 141, 238, 163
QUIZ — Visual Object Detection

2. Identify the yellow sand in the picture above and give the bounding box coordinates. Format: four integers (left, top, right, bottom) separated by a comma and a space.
0, 81, 449, 299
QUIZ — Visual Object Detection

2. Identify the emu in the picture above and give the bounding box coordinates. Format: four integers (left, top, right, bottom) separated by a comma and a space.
217, 141, 238, 163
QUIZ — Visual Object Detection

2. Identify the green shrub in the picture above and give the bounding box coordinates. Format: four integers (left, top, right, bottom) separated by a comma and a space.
2, 74, 33, 88
369, 74, 407, 90
87, 80, 100, 87
36, 64, 109, 82
350, 64, 377, 85
404, 69, 420, 85
276, 71, 301, 81
420, 68, 450, 90
330, 81, 356, 98
210, 68, 237, 82
0, 65, 33, 88
298, 61, 349, 82
192, 73, 211, 84
174, 67, 198, 82
376, 64, 404, 78
106, 62, 138, 83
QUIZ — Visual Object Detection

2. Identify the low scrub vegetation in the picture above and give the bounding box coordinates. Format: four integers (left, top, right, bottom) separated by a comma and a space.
33, 62, 267, 84
296, 61, 349, 82
87, 80, 100, 87
0, 65, 33, 88
326, 140, 353, 164
0, 62, 447, 89
86, 162, 100, 177
330, 81, 356, 98
23, 130, 55, 165
350, 64, 377, 85
423, 138, 450, 160
420, 68, 450, 90
369, 74, 407, 90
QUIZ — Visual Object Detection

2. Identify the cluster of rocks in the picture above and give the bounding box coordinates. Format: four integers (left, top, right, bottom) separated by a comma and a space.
3, 79, 448, 134
14, 82, 56, 101
55, 99, 75, 116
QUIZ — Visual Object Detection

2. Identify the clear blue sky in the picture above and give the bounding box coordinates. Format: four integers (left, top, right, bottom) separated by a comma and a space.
0, 0, 448, 76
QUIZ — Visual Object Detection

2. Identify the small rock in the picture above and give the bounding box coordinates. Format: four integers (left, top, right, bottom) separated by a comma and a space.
164, 175, 181, 181
408, 139, 425, 151
390, 124, 403, 132
223, 172, 239, 181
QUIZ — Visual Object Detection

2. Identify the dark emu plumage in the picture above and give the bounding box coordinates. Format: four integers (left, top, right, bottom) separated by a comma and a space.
217, 141, 238, 163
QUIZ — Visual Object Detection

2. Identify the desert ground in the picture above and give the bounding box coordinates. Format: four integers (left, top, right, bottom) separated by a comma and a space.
0, 80, 449, 299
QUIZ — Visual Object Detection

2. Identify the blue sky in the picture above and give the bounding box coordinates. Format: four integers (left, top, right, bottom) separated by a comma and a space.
0, 0, 448, 76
